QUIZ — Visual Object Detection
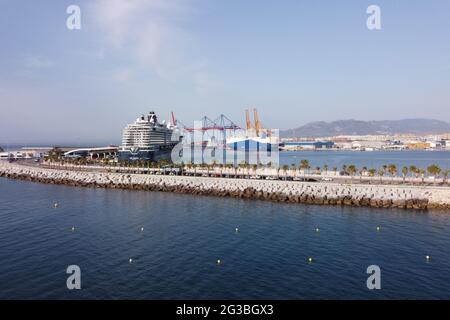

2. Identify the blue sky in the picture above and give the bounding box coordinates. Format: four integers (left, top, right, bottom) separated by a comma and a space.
0, 0, 449, 145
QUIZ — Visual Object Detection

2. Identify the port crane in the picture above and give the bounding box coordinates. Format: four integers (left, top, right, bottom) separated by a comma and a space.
245, 109, 253, 131
174, 112, 240, 146
244, 108, 271, 137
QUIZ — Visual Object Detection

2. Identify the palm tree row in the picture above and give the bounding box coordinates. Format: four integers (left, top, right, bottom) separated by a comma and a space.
43, 154, 450, 184
332, 163, 448, 183
181, 160, 449, 183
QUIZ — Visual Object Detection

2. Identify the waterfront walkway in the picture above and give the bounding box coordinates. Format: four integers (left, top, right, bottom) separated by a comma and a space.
36, 161, 450, 186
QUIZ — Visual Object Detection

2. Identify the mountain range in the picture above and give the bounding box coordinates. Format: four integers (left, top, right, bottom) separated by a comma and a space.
280, 119, 450, 138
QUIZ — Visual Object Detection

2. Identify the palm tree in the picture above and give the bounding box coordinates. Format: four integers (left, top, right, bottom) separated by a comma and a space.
411, 166, 420, 182
323, 164, 328, 173
299, 159, 310, 179
401, 166, 408, 183
359, 166, 367, 182
442, 170, 449, 184
282, 164, 289, 180
186, 162, 193, 175
48, 147, 63, 162
382, 164, 388, 177
420, 168, 425, 184
238, 160, 247, 178
368, 168, 376, 177
211, 160, 217, 176
146, 160, 151, 174
409, 165, 418, 182
246, 163, 253, 179
299, 159, 310, 171
191, 163, 197, 176
427, 164, 441, 183
347, 165, 357, 180
388, 164, 397, 181
238, 160, 246, 177
205, 163, 211, 177
378, 168, 384, 183
252, 164, 258, 179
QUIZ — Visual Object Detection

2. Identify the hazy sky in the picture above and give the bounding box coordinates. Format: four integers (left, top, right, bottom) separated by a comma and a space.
1, 0, 449, 145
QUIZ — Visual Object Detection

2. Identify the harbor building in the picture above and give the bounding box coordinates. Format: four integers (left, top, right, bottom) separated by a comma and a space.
279, 141, 334, 151
64, 146, 119, 159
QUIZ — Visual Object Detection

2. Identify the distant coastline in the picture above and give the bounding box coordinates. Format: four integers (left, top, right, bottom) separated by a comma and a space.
280, 119, 450, 138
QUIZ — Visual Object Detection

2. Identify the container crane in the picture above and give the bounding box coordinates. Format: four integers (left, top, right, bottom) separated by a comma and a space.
253, 108, 261, 136
245, 109, 253, 130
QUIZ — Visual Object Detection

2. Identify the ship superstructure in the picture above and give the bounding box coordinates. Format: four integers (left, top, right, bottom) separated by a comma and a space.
119, 111, 181, 161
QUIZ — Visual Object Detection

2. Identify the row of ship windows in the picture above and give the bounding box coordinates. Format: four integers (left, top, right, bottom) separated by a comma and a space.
123, 129, 172, 132
122, 137, 168, 139
122, 134, 174, 137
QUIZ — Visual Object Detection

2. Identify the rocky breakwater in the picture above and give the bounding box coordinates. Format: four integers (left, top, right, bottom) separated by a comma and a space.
1, 161, 450, 210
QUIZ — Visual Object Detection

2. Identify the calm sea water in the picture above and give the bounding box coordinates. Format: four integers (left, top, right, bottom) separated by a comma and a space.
1, 174, 450, 299
280, 150, 450, 172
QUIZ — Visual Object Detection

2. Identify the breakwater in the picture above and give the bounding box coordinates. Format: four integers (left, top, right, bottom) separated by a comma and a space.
1, 161, 450, 210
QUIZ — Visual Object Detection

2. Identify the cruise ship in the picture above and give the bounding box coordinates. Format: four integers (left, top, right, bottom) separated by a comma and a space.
118, 111, 182, 161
